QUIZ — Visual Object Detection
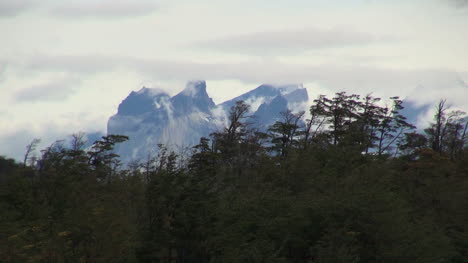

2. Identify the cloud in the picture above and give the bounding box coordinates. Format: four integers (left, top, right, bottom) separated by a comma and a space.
9, 53, 468, 110
0, 0, 163, 18
0, 61, 7, 82
0, 0, 37, 17
50, 0, 162, 18
23, 54, 119, 74
14, 77, 80, 102
197, 27, 385, 55
448, 0, 468, 8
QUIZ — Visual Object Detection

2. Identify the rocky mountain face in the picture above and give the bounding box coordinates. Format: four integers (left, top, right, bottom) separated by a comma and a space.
107, 81, 309, 163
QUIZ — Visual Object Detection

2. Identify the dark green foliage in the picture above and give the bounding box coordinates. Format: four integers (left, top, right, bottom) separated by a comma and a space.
1, 95, 467, 263
269, 110, 304, 157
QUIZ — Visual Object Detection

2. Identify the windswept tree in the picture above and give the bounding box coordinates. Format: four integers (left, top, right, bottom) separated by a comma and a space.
188, 137, 218, 177
303, 97, 328, 149
442, 110, 468, 159
23, 138, 41, 167
426, 100, 447, 153
353, 94, 383, 153
305, 93, 414, 157
313, 92, 362, 146
398, 132, 428, 158
87, 134, 129, 182
268, 109, 305, 157
211, 100, 251, 159
374, 97, 415, 156
425, 100, 467, 159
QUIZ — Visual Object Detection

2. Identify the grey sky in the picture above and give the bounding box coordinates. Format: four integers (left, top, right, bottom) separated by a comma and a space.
197, 27, 383, 55
0, 0, 164, 18
14, 77, 80, 102
449, 0, 468, 8
0, 0, 467, 160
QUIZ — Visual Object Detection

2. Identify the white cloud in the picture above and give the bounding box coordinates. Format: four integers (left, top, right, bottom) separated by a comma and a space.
198, 27, 386, 55
0, 0, 37, 17
6, 53, 468, 108
14, 76, 80, 102
50, 0, 163, 19
0, 0, 165, 19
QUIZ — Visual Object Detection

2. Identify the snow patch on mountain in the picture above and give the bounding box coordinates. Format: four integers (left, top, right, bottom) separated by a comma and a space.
276, 84, 304, 95
136, 86, 167, 96
181, 80, 208, 97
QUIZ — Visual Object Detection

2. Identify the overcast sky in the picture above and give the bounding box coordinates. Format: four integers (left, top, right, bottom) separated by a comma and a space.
1, 0, 467, 160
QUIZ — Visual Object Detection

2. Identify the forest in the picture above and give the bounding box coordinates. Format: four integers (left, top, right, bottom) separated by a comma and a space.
1, 92, 467, 263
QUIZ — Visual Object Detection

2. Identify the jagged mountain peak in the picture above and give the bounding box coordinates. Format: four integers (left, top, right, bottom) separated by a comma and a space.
108, 81, 310, 163
254, 94, 289, 126
179, 80, 208, 97
171, 80, 215, 115
220, 83, 305, 112
117, 86, 170, 116
283, 88, 309, 104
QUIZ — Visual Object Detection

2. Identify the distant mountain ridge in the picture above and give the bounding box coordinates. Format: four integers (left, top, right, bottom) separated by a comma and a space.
107, 81, 308, 163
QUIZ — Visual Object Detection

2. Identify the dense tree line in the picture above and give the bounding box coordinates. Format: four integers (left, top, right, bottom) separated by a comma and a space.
1, 93, 467, 263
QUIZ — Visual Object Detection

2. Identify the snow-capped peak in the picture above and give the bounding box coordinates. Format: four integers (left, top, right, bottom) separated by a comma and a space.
136, 86, 168, 97
109, 81, 308, 164
180, 80, 207, 97
272, 84, 304, 95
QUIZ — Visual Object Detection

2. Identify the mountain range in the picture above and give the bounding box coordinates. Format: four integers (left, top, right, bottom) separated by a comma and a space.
107, 80, 309, 163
